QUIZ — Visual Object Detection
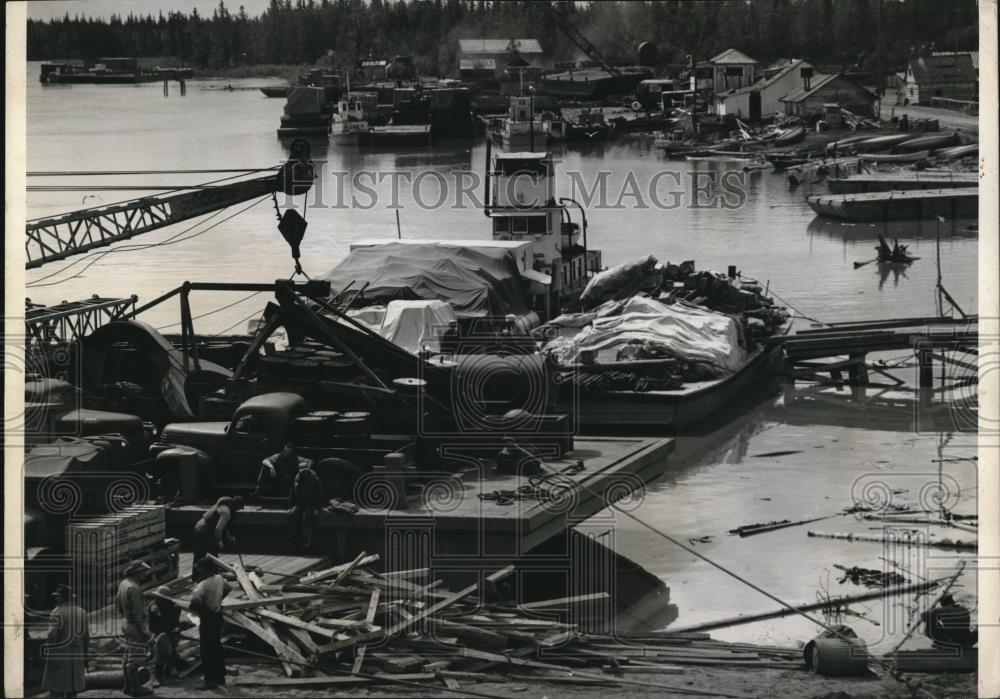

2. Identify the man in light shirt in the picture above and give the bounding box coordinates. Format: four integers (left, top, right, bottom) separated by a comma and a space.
189, 557, 231, 689
116, 561, 153, 697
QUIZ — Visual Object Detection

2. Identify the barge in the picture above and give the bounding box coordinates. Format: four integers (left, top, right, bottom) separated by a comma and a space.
827, 172, 977, 194
39, 58, 193, 84
807, 187, 979, 222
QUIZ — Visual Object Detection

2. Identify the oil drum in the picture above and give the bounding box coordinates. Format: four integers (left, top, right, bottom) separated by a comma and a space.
288, 358, 322, 385
803, 627, 869, 676
314, 349, 343, 360
319, 358, 355, 381
257, 354, 288, 383
332, 414, 371, 448
293, 415, 328, 447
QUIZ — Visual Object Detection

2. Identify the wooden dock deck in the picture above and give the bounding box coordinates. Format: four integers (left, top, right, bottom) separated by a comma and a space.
166, 436, 674, 566
827, 171, 976, 194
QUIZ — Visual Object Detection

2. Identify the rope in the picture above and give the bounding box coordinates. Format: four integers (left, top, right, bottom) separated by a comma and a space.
155, 292, 264, 331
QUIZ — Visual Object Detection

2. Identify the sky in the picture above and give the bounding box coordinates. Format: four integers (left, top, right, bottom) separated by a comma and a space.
26, 0, 276, 21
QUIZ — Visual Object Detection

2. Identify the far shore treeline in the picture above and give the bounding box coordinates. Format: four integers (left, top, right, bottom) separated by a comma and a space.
27, 0, 977, 77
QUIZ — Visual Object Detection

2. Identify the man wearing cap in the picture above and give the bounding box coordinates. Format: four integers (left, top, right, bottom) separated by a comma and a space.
287, 458, 325, 549
189, 557, 231, 689
148, 587, 184, 687
921, 593, 977, 649
192, 495, 244, 574
41, 584, 89, 698
253, 442, 310, 498
117, 561, 153, 697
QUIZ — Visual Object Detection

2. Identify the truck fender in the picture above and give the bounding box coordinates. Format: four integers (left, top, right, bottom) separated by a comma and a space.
152, 446, 216, 498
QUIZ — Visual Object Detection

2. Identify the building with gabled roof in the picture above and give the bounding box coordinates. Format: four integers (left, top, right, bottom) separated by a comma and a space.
781, 73, 876, 118
695, 48, 758, 111
898, 53, 977, 105
716, 59, 814, 120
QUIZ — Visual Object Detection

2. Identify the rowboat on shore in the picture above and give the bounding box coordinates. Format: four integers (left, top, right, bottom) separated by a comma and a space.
858, 150, 929, 164
893, 131, 961, 153
853, 133, 918, 152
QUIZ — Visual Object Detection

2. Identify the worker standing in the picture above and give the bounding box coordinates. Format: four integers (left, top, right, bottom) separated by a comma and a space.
148, 587, 183, 687
116, 561, 153, 697
189, 558, 231, 689
191, 495, 244, 573
287, 459, 325, 549
41, 584, 89, 699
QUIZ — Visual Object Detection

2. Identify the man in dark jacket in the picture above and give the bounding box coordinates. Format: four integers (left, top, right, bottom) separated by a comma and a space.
191, 496, 244, 576
148, 587, 184, 687
287, 460, 325, 549
41, 584, 89, 698
189, 558, 231, 689
253, 443, 309, 497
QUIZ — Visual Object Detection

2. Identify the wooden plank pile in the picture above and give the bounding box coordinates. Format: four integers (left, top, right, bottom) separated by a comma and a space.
156, 553, 807, 694
65, 504, 179, 609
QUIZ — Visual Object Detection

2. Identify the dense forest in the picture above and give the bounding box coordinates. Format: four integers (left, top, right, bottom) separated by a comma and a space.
27, 0, 978, 76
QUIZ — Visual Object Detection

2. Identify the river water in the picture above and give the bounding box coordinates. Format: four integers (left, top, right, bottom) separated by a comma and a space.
25, 67, 979, 653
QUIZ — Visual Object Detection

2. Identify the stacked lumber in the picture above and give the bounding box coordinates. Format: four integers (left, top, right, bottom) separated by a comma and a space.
158, 554, 807, 693
65, 505, 179, 609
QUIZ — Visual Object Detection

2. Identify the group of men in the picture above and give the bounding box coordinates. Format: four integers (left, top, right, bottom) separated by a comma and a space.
39, 445, 331, 696
42, 557, 232, 697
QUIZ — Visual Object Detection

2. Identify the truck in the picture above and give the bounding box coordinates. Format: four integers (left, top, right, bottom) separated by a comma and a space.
150, 392, 415, 501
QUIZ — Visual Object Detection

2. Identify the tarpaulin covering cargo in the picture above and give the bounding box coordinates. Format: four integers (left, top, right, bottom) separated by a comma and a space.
377, 299, 457, 354
284, 86, 327, 116
321, 242, 529, 318
579, 255, 658, 308
541, 296, 746, 375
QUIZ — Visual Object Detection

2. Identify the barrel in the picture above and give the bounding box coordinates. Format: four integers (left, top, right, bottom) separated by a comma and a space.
803, 636, 869, 676
332, 414, 371, 448
393, 377, 427, 398
314, 349, 344, 360
257, 355, 288, 383
288, 358, 322, 384
308, 410, 340, 431
320, 359, 355, 381
294, 415, 328, 446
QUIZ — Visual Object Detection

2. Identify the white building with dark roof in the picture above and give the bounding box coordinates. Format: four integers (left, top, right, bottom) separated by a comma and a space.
457, 39, 545, 79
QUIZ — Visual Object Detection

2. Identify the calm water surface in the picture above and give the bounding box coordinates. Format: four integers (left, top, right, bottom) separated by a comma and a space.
25, 65, 979, 651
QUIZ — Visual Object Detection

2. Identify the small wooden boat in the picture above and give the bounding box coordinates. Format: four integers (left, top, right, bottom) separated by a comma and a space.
935, 143, 978, 160
766, 152, 813, 169
825, 134, 874, 153
893, 132, 961, 153
773, 126, 806, 146
858, 150, 929, 163
808, 187, 978, 222
854, 133, 919, 152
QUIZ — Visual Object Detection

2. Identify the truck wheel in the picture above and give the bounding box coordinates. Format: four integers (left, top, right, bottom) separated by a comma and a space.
315, 457, 363, 499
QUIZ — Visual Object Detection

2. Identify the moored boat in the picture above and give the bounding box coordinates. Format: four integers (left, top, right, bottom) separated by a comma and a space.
892, 131, 961, 153
853, 133, 919, 152
808, 187, 978, 221
773, 125, 806, 146
857, 150, 930, 163
827, 171, 976, 194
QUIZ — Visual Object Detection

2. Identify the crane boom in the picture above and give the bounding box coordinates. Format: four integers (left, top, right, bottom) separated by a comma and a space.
546, 5, 621, 79
25, 155, 314, 270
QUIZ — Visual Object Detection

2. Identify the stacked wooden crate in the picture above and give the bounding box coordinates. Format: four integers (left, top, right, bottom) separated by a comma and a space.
65, 504, 180, 609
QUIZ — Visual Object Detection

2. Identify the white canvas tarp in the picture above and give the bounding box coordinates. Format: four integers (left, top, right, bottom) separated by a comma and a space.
542, 296, 746, 374
377, 300, 457, 355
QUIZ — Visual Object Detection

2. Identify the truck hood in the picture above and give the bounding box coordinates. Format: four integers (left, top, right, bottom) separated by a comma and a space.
160, 421, 229, 452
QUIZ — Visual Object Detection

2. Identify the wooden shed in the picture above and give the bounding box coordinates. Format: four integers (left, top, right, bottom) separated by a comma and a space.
899, 53, 977, 106
781, 74, 876, 119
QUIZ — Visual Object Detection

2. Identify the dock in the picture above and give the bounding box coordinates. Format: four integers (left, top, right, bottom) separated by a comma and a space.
827, 172, 977, 194
807, 187, 978, 221
165, 436, 674, 565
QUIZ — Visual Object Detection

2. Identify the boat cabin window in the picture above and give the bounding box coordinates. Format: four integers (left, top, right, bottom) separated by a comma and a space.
497, 158, 547, 176
493, 216, 547, 236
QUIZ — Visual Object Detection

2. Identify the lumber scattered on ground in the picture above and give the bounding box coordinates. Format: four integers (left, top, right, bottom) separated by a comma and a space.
157, 553, 801, 696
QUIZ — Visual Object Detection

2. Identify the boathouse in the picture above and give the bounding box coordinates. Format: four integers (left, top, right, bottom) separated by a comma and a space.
716, 59, 814, 121
781, 73, 876, 119
898, 52, 978, 106
696, 48, 758, 112
458, 39, 544, 79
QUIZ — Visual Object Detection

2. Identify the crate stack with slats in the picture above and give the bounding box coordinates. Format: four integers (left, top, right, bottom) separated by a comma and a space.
65, 504, 180, 609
